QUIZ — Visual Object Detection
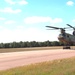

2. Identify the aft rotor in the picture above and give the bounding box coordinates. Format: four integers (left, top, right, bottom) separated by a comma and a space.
67, 24, 75, 35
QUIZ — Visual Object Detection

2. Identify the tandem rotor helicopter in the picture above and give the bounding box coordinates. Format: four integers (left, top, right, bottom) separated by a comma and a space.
46, 24, 75, 49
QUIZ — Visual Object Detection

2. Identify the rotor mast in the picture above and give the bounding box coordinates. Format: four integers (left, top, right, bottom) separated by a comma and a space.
60, 28, 65, 34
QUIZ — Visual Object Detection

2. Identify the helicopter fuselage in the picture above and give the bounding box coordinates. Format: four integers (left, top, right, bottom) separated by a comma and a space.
58, 33, 75, 45
46, 24, 75, 48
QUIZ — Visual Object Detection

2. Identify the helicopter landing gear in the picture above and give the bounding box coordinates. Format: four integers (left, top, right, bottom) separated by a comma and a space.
63, 46, 70, 49
63, 44, 71, 49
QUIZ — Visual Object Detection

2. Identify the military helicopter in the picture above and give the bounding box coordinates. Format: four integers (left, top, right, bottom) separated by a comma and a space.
46, 24, 75, 49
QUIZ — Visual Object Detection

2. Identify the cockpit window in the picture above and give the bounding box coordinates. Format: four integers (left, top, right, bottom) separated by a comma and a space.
59, 33, 66, 38
62, 33, 66, 37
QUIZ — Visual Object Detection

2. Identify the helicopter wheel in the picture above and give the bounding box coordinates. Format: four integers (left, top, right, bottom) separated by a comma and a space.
63, 46, 70, 49
63, 43, 71, 49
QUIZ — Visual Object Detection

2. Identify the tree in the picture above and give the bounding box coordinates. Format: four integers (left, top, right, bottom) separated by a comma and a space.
51, 41, 60, 46
0, 41, 61, 48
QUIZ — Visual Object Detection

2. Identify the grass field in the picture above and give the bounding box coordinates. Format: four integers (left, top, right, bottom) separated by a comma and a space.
0, 46, 62, 53
0, 57, 75, 75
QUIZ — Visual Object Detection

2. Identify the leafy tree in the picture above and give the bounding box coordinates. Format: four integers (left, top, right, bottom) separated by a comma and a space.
0, 41, 62, 48
51, 41, 60, 46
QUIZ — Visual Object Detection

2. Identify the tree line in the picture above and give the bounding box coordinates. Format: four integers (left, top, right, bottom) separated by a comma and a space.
0, 40, 64, 48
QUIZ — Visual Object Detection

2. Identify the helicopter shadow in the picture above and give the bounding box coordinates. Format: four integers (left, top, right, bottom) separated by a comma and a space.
70, 48, 75, 50
70, 46, 75, 50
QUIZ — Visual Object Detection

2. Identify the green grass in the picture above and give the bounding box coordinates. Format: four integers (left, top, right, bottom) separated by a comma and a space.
0, 57, 75, 75
0, 46, 62, 53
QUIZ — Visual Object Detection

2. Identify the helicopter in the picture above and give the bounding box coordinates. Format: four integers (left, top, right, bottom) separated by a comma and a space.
46, 24, 75, 49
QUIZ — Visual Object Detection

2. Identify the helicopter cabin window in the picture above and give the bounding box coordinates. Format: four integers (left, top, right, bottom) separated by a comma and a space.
62, 33, 66, 37
67, 35, 69, 37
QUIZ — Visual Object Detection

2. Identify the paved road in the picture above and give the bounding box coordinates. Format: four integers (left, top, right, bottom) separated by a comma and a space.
0, 49, 75, 70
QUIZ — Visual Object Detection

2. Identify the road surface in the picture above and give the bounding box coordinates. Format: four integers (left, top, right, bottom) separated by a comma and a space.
0, 49, 75, 70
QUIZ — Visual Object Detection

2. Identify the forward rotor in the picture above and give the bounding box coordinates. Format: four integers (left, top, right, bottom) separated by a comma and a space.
46, 26, 68, 30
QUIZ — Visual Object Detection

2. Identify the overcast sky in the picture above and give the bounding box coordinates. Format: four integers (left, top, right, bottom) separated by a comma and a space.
0, 0, 75, 43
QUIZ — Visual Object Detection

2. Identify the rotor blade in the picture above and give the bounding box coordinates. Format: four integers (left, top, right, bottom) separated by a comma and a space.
46, 26, 60, 29
64, 27, 72, 29
66, 29, 74, 31
66, 24, 75, 29
46, 29, 58, 30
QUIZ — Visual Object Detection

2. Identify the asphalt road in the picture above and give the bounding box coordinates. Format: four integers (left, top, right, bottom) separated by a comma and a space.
0, 49, 75, 70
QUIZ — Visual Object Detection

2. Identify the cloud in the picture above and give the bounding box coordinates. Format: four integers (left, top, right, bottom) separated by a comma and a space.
72, 19, 75, 22
18, 0, 28, 5
66, 1, 74, 6
0, 27, 58, 43
5, 0, 16, 5
0, 7, 21, 14
24, 16, 63, 24
5, 0, 28, 5
52, 18, 63, 23
5, 20, 16, 24
24, 16, 52, 24
0, 17, 6, 20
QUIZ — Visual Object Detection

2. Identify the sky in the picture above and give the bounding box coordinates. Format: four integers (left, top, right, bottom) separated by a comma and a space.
0, 0, 75, 43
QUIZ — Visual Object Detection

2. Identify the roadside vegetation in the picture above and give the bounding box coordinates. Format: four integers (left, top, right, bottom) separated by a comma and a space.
0, 41, 63, 48
0, 57, 75, 75
0, 40, 63, 53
